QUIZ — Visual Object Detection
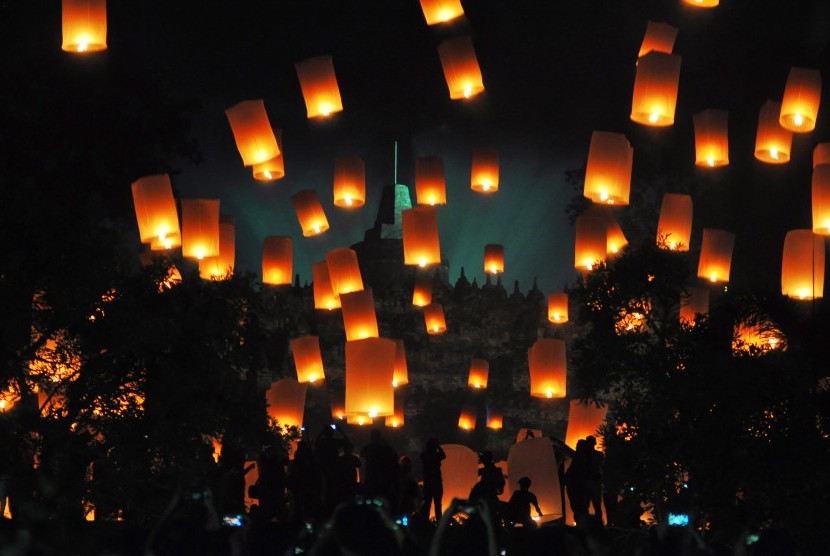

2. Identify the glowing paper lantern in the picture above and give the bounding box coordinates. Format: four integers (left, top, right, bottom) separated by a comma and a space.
697, 228, 735, 284
340, 289, 379, 341
564, 400, 608, 451
295, 55, 343, 118
630, 51, 681, 126
435, 445, 478, 518
755, 100, 792, 164
468, 358, 489, 389
415, 157, 447, 206
347, 415, 374, 426
638, 21, 678, 57
693, 110, 729, 168
253, 130, 284, 182
780, 67, 821, 133
683, 0, 718, 7
312, 261, 341, 310
325, 247, 364, 296
419, 0, 465, 25
548, 292, 569, 324
225, 100, 281, 167
265, 378, 307, 429
262, 236, 293, 286
393, 339, 409, 387
199, 215, 235, 280
62, 0, 107, 53
604, 210, 628, 256
470, 147, 499, 193
290, 189, 330, 237
403, 206, 441, 267
679, 286, 710, 325
813, 165, 830, 234
385, 410, 405, 428
781, 230, 824, 300
437, 36, 484, 100
656, 193, 693, 251
507, 437, 562, 522
181, 199, 220, 260
131, 174, 180, 249
412, 273, 433, 307
345, 338, 395, 418
458, 405, 477, 430
574, 211, 607, 272
291, 336, 325, 383
814, 144, 830, 168
529, 338, 567, 399
583, 131, 633, 205
486, 407, 503, 430
484, 244, 505, 274
333, 156, 366, 208
423, 303, 447, 335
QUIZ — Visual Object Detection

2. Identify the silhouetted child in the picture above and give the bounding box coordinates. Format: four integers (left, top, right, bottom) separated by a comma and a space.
508, 476, 543, 528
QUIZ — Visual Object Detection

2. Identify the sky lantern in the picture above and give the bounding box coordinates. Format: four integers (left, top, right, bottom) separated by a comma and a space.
529, 338, 567, 399
604, 210, 628, 256
330, 394, 346, 421
295, 55, 343, 118
638, 21, 677, 58
312, 261, 341, 310
486, 407, 503, 430
680, 286, 710, 325
340, 288, 379, 341
333, 156, 366, 208
393, 339, 409, 387
412, 272, 433, 307
423, 303, 447, 335
470, 147, 499, 193
325, 247, 364, 296
755, 100, 792, 164
224, 99, 280, 167
199, 215, 235, 280
262, 236, 293, 286
458, 405, 477, 430
385, 408, 405, 428
419, 0, 465, 25
583, 131, 633, 205
814, 144, 830, 168
253, 130, 284, 182
547, 292, 569, 324
181, 199, 220, 260
630, 51, 682, 127
781, 230, 824, 300
436, 445, 479, 519
697, 228, 735, 284
345, 338, 395, 418
468, 358, 489, 389
403, 206, 441, 267
437, 35, 484, 100
564, 400, 608, 451
291, 336, 325, 384
657, 193, 693, 251
813, 165, 830, 234
507, 437, 563, 521
265, 378, 307, 430
683, 0, 718, 7
484, 244, 505, 274
131, 174, 180, 250
61, 0, 107, 53
574, 211, 607, 272
693, 110, 729, 168
779, 67, 821, 133
290, 189, 330, 237
415, 156, 447, 206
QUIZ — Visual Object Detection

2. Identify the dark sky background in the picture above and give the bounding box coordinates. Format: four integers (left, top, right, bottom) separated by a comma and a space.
13, 1, 830, 294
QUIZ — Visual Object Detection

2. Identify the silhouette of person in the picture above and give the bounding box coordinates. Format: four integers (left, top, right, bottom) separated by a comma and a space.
360, 429, 399, 507
584, 435, 604, 523
213, 442, 252, 517
330, 441, 362, 508
469, 451, 505, 520
286, 440, 320, 523
419, 438, 446, 520
254, 445, 287, 522
315, 424, 349, 513
508, 476, 543, 528
397, 455, 422, 517
565, 438, 591, 523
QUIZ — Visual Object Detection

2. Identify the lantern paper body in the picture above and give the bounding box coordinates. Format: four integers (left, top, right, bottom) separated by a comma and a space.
181, 199, 220, 260
199, 215, 235, 280
295, 56, 343, 118
435, 445, 479, 519
697, 228, 735, 283
265, 379, 307, 429
340, 289, 379, 341
412, 273, 433, 307
484, 244, 505, 274
529, 338, 567, 399
62, 0, 107, 53
630, 51, 682, 127
385, 411, 405, 428
813, 165, 830, 235
657, 193, 693, 251
507, 437, 563, 521
780, 67, 821, 133
584, 131, 633, 205
345, 338, 395, 418
262, 236, 293, 286
781, 230, 824, 300
415, 157, 447, 206
393, 339, 409, 387
638, 21, 677, 57
131, 174, 180, 248
325, 248, 364, 296
253, 130, 284, 181
291, 336, 325, 383
333, 156, 366, 208
693, 110, 729, 167
423, 303, 447, 335
291, 189, 330, 237
548, 292, 569, 324
312, 261, 341, 310
604, 211, 628, 256
419, 0, 464, 25
486, 407, 503, 430
403, 207, 441, 267
683, 0, 718, 6
225, 100, 280, 167
470, 147, 499, 193
755, 100, 792, 164
680, 286, 710, 325
815, 144, 830, 168
575, 212, 607, 272
437, 36, 484, 100
458, 406, 477, 430
564, 400, 608, 451
468, 359, 489, 389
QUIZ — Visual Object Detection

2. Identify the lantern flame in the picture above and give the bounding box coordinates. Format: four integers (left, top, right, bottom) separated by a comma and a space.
264, 170, 272, 180
392, 379, 398, 387
320, 103, 332, 117
770, 148, 779, 160
546, 390, 553, 398
482, 182, 491, 191
710, 273, 717, 282
77, 38, 89, 52
707, 158, 715, 167
464, 85, 473, 98
419, 258, 427, 268
345, 196, 353, 206
794, 113, 804, 127
648, 111, 660, 123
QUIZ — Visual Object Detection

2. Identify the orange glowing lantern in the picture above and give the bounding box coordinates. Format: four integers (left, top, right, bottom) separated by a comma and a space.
693, 110, 729, 168
529, 338, 567, 399
199, 215, 235, 280
265, 378, 307, 429
679, 286, 710, 325
331, 396, 346, 421
781, 230, 824, 300
548, 292, 569, 324
630, 51, 681, 127
345, 338, 396, 418
423, 303, 447, 335
347, 415, 374, 426
470, 147, 499, 193
683, 0, 718, 7
780, 67, 821, 133
604, 210, 628, 256
697, 228, 735, 284
437, 36, 484, 100
181, 199, 220, 260
412, 272, 433, 307
814, 144, 830, 168
385, 409, 405, 428
225, 100, 281, 167
262, 236, 293, 286
564, 400, 608, 451
62, 0, 107, 53
340, 288, 379, 341
575, 211, 607, 272
325, 247, 364, 296
486, 407, 503, 430
333, 156, 366, 208
584, 131, 633, 205
295, 55, 343, 118
312, 261, 341, 310
657, 193, 693, 251
131, 174, 180, 249
393, 339, 409, 387
458, 406, 477, 430
813, 165, 830, 235
403, 206, 442, 267
291, 336, 325, 384
755, 100, 792, 164
415, 157, 447, 206
291, 189, 330, 237
253, 130, 285, 182
638, 21, 677, 57
468, 359, 489, 389
484, 244, 504, 274
419, 0, 465, 25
